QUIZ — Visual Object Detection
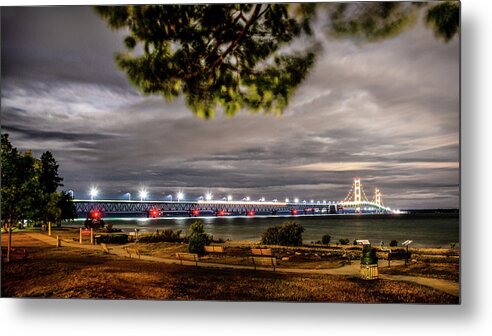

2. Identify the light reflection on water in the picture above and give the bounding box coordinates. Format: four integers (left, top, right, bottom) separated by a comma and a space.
67, 214, 459, 248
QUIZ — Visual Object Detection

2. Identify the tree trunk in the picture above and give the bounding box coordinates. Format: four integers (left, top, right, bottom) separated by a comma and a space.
6, 225, 12, 262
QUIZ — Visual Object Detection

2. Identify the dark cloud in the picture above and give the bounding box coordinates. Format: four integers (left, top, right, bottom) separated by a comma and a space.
0, 5, 459, 209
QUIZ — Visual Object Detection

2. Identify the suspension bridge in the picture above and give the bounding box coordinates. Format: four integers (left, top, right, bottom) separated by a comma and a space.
73, 178, 393, 218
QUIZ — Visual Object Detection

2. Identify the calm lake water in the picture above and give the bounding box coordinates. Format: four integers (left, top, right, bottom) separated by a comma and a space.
67, 214, 459, 248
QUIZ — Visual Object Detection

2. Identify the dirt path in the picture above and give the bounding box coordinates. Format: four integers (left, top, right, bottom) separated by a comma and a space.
24, 232, 459, 297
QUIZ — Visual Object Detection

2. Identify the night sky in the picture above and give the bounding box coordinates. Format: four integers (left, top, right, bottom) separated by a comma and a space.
1, 6, 460, 209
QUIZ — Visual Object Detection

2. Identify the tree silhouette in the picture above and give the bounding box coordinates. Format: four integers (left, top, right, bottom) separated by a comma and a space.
96, 2, 459, 119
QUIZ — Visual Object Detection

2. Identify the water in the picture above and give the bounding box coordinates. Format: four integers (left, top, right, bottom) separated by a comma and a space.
66, 214, 459, 248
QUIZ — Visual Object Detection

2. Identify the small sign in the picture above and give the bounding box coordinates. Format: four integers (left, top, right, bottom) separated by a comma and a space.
402, 240, 413, 246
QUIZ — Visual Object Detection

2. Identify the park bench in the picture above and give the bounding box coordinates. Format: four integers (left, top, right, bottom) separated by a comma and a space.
100, 243, 111, 254
176, 252, 199, 266
251, 248, 273, 256
204, 245, 226, 255
251, 257, 277, 271
125, 247, 141, 260
386, 251, 411, 266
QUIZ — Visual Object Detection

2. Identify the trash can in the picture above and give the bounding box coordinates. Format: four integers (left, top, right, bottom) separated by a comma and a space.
360, 245, 379, 280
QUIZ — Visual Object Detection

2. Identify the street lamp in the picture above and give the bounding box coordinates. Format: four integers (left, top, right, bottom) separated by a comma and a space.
227, 195, 232, 202
285, 198, 289, 203
205, 193, 212, 201
177, 192, 184, 202
139, 189, 148, 201
126, 192, 131, 200
90, 187, 98, 201
68, 190, 74, 199
294, 198, 299, 203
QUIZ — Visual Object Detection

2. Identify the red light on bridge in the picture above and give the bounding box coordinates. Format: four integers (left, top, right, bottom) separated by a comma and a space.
192, 209, 200, 217
248, 210, 255, 216
218, 209, 225, 216
91, 210, 101, 219
291, 209, 298, 215
150, 209, 158, 218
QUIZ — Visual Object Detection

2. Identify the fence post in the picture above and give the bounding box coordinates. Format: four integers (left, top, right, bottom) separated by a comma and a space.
56, 235, 61, 247
79, 228, 83, 244
90, 228, 94, 245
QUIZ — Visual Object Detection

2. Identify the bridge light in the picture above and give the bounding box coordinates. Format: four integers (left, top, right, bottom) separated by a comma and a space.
294, 198, 299, 203
291, 209, 298, 215
89, 187, 98, 201
150, 209, 158, 218
192, 209, 200, 216
91, 210, 101, 219
177, 192, 184, 202
285, 198, 289, 203
260, 197, 265, 202
205, 193, 212, 201
323, 200, 326, 204
310, 199, 314, 204
245, 196, 250, 202
248, 210, 255, 216
227, 195, 232, 202
139, 189, 148, 201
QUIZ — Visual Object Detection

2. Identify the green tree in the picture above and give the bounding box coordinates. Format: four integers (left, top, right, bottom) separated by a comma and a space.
1, 134, 76, 260
40, 151, 63, 194
96, 2, 459, 118
187, 220, 211, 254
57, 191, 78, 223
261, 221, 304, 246
96, 4, 318, 118
1, 134, 41, 261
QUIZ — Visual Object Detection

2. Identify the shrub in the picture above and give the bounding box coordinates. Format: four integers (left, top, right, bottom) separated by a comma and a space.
260, 221, 304, 246
321, 234, 331, 245
353, 239, 358, 245
98, 233, 128, 244
389, 240, 398, 247
138, 229, 183, 243
339, 238, 350, 245
187, 220, 211, 254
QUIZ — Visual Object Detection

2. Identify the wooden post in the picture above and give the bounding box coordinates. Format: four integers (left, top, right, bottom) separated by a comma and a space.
56, 235, 61, 247
48, 222, 51, 236
79, 228, 83, 244
6, 226, 12, 262
90, 228, 94, 245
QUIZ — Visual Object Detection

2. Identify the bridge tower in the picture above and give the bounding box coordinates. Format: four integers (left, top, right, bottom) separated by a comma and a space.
354, 178, 361, 212
374, 188, 381, 206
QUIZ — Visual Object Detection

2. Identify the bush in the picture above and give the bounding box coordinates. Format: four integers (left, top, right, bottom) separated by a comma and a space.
187, 221, 211, 254
260, 221, 304, 246
98, 233, 128, 244
389, 240, 398, 247
138, 229, 183, 243
321, 234, 331, 245
339, 238, 350, 245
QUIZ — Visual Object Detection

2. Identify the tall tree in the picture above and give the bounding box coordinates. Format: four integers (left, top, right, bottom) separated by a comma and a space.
1, 134, 41, 261
40, 151, 64, 194
96, 2, 459, 118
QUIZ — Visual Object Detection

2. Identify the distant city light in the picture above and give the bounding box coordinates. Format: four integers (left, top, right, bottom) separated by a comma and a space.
139, 189, 148, 201
310, 199, 314, 203
285, 198, 289, 203
227, 195, 232, 202
205, 193, 212, 201
294, 198, 299, 203
177, 192, 184, 201
89, 187, 98, 200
